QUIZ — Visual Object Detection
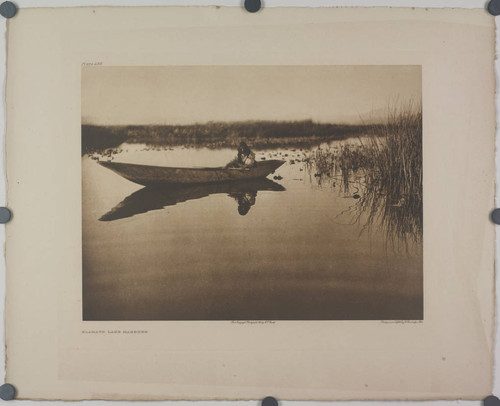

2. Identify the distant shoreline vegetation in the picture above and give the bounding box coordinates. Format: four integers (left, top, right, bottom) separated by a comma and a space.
81, 120, 381, 155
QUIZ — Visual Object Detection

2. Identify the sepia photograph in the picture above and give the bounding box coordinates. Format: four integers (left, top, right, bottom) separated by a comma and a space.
82, 65, 423, 321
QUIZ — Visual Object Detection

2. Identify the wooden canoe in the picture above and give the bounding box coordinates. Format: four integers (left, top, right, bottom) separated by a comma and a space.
98, 159, 285, 186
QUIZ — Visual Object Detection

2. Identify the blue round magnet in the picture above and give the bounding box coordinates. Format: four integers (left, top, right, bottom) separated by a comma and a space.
484, 396, 500, 406
244, 0, 261, 13
261, 396, 278, 406
491, 209, 500, 225
0, 384, 15, 401
0, 2, 17, 19
0, 207, 11, 224
488, 0, 500, 16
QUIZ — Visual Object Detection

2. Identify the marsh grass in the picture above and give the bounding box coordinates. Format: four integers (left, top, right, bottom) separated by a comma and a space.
361, 102, 422, 204
308, 102, 423, 243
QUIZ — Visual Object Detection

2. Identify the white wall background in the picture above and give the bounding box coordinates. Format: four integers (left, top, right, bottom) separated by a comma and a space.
0, 1, 496, 405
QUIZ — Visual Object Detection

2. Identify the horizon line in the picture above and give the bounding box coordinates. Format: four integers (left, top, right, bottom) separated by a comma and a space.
80, 118, 387, 127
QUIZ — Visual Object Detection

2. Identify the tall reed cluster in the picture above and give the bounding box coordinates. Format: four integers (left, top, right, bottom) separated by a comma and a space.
356, 102, 422, 243
361, 102, 422, 204
308, 102, 423, 244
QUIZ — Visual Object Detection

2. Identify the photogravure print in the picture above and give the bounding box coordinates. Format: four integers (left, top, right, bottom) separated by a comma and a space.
82, 65, 423, 321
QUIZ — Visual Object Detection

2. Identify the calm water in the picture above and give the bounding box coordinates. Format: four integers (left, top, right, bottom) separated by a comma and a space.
82, 141, 423, 320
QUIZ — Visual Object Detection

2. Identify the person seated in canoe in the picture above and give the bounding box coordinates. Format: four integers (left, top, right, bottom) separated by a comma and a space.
226, 142, 256, 169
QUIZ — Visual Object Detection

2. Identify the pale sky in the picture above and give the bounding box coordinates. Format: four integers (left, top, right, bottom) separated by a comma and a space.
82, 66, 421, 126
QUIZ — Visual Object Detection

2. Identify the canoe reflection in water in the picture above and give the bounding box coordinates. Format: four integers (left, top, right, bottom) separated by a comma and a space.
99, 178, 285, 221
